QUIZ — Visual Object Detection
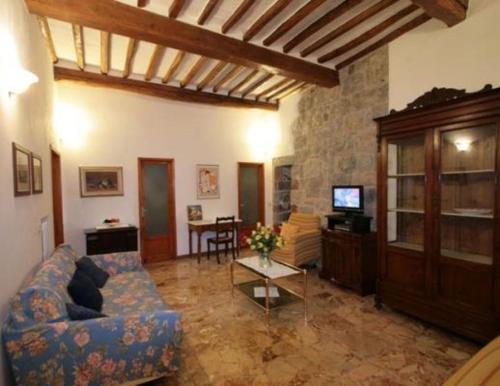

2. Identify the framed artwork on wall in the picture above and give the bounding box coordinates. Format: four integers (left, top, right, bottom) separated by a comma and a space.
79, 166, 124, 197
187, 205, 203, 221
196, 164, 220, 199
12, 143, 31, 196
31, 153, 43, 194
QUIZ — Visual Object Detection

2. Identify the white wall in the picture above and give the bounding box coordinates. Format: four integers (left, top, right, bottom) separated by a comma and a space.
0, 0, 55, 384
56, 83, 293, 256
389, 0, 500, 111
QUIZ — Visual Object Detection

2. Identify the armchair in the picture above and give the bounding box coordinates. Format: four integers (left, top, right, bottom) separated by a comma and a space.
272, 213, 322, 266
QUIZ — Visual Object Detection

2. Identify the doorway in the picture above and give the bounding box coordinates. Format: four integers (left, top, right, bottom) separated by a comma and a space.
51, 147, 64, 246
138, 158, 177, 263
238, 162, 265, 238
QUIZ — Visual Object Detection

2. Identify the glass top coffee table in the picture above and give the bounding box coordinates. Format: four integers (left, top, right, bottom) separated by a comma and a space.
230, 256, 308, 324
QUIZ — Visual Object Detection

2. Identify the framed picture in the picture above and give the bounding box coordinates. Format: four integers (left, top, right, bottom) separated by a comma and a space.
187, 205, 203, 221
79, 166, 124, 197
12, 143, 31, 196
31, 153, 43, 194
196, 164, 219, 199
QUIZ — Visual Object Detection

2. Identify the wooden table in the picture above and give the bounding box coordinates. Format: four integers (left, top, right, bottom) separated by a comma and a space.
188, 219, 242, 262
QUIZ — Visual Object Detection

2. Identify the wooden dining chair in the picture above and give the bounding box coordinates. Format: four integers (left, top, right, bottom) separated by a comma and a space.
207, 216, 236, 264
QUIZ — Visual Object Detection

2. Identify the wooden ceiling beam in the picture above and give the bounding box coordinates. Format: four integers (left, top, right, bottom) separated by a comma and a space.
318, 4, 419, 63
222, 0, 256, 34
411, 0, 467, 27
137, 0, 149, 7
198, 0, 221, 25
37, 16, 58, 63
228, 69, 259, 96
263, 0, 327, 46
267, 79, 301, 100
100, 31, 110, 74
301, 0, 397, 57
26, 0, 338, 87
241, 73, 274, 97
278, 82, 308, 100
162, 51, 186, 83
337, 13, 431, 69
256, 78, 291, 99
169, 0, 186, 18
145, 45, 166, 81
122, 38, 137, 78
180, 56, 209, 88
283, 0, 364, 53
197, 61, 227, 91
213, 65, 244, 92
54, 66, 278, 111
71, 24, 85, 70
243, 0, 292, 42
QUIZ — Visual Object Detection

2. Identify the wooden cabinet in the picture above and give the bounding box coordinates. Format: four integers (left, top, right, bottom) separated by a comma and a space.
320, 229, 377, 296
85, 226, 138, 255
376, 85, 500, 343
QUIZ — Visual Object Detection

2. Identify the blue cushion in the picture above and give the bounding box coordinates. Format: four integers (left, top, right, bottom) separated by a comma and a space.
76, 256, 109, 288
66, 303, 106, 320
67, 269, 103, 312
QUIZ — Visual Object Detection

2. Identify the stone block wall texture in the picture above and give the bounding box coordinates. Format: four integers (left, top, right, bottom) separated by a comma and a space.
290, 47, 389, 228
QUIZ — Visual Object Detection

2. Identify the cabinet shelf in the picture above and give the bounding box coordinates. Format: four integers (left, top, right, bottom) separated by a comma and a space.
441, 249, 492, 266
388, 208, 424, 214
441, 169, 495, 175
388, 173, 425, 178
441, 211, 493, 219
388, 241, 423, 252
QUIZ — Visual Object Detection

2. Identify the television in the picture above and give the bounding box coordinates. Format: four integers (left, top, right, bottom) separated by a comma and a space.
332, 185, 364, 213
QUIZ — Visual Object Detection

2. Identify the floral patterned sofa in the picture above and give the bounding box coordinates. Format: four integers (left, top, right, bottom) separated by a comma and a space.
2, 244, 182, 386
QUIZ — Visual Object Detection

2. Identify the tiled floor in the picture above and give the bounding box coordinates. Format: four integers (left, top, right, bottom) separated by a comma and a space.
146, 254, 479, 386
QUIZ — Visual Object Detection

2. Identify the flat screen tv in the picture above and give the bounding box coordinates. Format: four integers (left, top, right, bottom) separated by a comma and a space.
332, 185, 364, 213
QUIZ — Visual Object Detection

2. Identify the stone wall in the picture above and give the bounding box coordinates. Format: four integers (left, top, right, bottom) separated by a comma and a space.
290, 47, 389, 227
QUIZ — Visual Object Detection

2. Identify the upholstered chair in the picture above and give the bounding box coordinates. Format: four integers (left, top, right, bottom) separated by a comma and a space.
272, 213, 322, 266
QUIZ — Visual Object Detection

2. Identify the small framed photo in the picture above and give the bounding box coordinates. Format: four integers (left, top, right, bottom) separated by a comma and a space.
197, 164, 219, 199
187, 205, 203, 221
12, 143, 31, 196
31, 153, 43, 194
80, 166, 124, 197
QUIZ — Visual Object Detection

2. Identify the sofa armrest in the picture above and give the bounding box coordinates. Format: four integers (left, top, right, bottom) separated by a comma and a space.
4, 310, 182, 386
88, 251, 143, 275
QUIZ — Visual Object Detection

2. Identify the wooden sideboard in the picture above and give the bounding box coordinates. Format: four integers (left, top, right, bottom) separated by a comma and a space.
320, 228, 377, 296
85, 226, 138, 255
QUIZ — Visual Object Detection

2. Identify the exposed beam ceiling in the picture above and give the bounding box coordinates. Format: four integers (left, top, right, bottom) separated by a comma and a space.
243, 0, 292, 42
54, 67, 278, 111
198, 0, 221, 25
221, 0, 256, 34
411, 0, 468, 26
25, 0, 338, 87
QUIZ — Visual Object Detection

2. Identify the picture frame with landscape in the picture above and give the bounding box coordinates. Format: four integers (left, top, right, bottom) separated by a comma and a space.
12, 143, 31, 196
79, 166, 124, 197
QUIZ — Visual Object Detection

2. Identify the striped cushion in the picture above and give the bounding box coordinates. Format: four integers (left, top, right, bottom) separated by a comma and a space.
444, 336, 500, 386
289, 213, 321, 232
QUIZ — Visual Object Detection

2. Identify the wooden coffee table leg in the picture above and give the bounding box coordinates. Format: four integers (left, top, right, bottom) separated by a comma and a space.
197, 231, 202, 263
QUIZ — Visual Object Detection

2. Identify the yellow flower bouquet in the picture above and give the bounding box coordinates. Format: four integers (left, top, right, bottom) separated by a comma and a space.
247, 223, 283, 266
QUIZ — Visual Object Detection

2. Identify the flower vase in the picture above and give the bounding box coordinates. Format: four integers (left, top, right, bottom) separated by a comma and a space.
258, 252, 272, 269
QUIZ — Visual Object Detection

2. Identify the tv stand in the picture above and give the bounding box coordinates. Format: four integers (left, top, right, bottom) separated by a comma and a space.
326, 213, 371, 234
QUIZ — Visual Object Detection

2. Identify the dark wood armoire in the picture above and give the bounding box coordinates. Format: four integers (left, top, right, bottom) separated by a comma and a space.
375, 85, 500, 343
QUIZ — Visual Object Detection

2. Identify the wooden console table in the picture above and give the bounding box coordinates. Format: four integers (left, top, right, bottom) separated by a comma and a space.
188, 219, 242, 261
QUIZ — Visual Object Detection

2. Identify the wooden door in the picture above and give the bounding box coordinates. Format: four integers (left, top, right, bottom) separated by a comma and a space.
434, 123, 498, 314
138, 158, 177, 263
238, 162, 265, 237
50, 147, 64, 246
378, 130, 433, 295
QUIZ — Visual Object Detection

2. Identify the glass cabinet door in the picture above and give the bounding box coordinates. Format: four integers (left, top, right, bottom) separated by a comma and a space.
387, 134, 426, 251
440, 125, 497, 265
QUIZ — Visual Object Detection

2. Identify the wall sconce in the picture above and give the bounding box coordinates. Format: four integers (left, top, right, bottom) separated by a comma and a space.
7, 67, 38, 96
455, 139, 471, 152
